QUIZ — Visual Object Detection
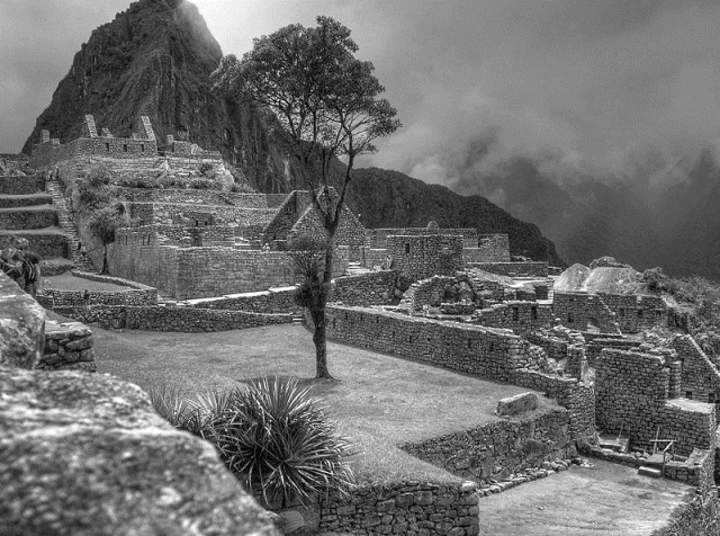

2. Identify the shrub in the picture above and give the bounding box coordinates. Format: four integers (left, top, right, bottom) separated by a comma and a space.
150, 377, 354, 508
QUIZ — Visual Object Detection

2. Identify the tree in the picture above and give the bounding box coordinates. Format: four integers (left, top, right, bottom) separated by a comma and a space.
87, 203, 125, 274
213, 16, 400, 379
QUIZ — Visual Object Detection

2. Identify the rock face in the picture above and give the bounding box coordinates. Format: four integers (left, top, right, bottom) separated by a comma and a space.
23, 0, 563, 263
22, 0, 295, 194
0, 366, 280, 536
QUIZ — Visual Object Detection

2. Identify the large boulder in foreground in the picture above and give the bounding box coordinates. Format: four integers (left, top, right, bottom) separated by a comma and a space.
0, 366, 280, 536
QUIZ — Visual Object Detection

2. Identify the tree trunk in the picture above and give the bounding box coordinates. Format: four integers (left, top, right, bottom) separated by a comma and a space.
101, 246, 108, 275
310, 230, 336, 379
312, 308, 331, 378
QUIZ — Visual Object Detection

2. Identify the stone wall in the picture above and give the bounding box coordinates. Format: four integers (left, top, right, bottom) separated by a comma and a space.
325, 305, 529, 382
399, 275, 457, 312
185, 271, 397, 314
466, 261, 548, 277
32, 136, 159, 168
38, 272, 157, 309
476, 233, 511, 261
318, 481, 479, 536
53, 304, 294, 332
113, 187, 278, 207
0, 174, 45, 194
40, 320, 96, 371
388, 234, 464, 281
553, 292, 619, 333
473, 301, 553, 335
127, 202, 276, 228
511, 369, 596, 441
368, 227, 479, 248
596, 349, 716, 454
110, 224, 351, 299
323, 304, 597, 441
554, 291, 668, 334
401, 407, 570, 483
672, 334, 720, 403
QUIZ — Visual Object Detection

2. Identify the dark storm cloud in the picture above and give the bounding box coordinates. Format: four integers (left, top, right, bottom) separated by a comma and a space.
2, 0, 720, 185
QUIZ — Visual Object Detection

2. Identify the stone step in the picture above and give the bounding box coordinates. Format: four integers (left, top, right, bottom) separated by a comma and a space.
638, 466, 662, 478
0, 175, 45, 195
0, 205, 58, 230
0, 228, 70, 259
0, 193, 53, 209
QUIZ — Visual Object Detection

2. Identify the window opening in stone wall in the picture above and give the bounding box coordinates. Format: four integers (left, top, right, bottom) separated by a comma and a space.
512, 307, 519, 321
376, 317, 379, 323
405, 243, 410, 254
141, 144, 145, 152
709, 393, 716, 403
686, 391, 693, 399
531, 306, 537, 320
105, 143, 110, 152
467, 339, 472, 349
123, 144, 128, 152
567, 313, 574, 324
619, 308, 625, 317
489, 342, 495, 352
637, 310, 644, 319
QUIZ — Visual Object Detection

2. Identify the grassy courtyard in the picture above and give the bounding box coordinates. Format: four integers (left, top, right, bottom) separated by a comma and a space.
91, 323, 554, 484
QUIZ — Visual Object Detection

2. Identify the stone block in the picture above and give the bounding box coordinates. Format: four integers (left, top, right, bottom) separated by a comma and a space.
496, 392, 538, 416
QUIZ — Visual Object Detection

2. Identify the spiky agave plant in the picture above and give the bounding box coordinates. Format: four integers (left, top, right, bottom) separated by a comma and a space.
148, 385, 211, 438
213, 376, 354, 507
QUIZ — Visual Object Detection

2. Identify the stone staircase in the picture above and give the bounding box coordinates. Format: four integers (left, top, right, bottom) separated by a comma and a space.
45, 176, 94, 271
0, 173, 76, 275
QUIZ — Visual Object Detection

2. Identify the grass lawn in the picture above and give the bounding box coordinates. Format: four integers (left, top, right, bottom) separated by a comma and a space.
90, 323, 556, 485
42, 273, 132, 292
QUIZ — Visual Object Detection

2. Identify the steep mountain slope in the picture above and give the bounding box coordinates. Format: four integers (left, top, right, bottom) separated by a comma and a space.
23, 0, 562, 263
347, 168, 561, 263
23, 0, 294, 193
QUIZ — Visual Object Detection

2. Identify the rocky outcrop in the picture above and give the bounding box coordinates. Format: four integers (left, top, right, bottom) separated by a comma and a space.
0, 366, 280, 535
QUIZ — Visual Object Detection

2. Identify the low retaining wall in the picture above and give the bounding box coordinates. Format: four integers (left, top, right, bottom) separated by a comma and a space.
40, 320, 96, 372
53, 304, 294, 332
38, 271, 158, 308
401, 407, 570, 483
319, 481, 479, 536
185, 271, 397, 314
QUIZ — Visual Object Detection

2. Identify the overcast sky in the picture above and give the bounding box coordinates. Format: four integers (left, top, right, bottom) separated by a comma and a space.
2, 0, 720, 183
